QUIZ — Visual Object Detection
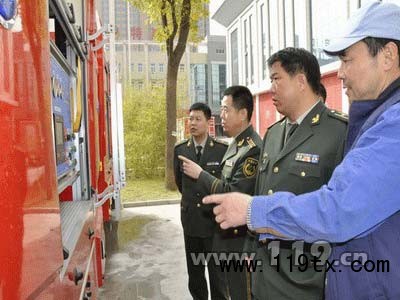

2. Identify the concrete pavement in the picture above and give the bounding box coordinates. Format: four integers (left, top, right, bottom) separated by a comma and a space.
98, 204, 192, 300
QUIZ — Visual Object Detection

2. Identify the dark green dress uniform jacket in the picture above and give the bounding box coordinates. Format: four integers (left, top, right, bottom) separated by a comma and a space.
252, 101, 348, 300
174, 135, 228, 238
197, 125, 262, 251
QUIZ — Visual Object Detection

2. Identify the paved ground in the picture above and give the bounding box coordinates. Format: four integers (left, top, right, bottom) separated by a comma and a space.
98, 204, 192, 300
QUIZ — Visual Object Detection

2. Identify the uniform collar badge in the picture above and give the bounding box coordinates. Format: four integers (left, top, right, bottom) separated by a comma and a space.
311, 114, 320, 124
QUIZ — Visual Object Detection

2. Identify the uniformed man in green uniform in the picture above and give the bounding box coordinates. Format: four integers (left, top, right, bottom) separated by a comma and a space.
251, 48, 348, 299
179, 86, 262, 300
174, 102, 228, 300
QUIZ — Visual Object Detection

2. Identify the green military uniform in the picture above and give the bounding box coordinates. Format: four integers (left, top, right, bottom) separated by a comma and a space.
252, 101, 348, 300
174, 135, 228, 300
198, 125, 262, 300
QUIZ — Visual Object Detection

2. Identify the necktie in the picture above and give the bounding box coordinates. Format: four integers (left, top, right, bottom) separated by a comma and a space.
285, 123, 298, 144
196, 145, 203, 162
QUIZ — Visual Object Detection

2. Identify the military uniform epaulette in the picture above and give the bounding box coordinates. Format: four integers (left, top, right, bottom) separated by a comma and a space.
214, 138, 229, 146
328, 109, 349, 123
246, 137, 257, 149
237, 137, 257, 149
175, 138, 188, 147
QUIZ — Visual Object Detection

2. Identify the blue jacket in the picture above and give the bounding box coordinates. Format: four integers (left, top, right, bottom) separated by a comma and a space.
249, 78, 400, 299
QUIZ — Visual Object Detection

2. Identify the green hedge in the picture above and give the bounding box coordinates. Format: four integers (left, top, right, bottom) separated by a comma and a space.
123, 85, 166, 179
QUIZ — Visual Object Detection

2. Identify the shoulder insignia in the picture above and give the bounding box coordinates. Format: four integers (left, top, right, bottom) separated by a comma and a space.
246, 137, 256, 149
328, 109, 348, 123
175, 138, 188, 147
243, 157, 258, 178
237, 139, 244, 147
214, 138, 229, 146
311, 113, 320, 125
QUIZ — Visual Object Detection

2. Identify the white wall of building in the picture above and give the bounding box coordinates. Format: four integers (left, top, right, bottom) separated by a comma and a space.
213, 0, 380, 112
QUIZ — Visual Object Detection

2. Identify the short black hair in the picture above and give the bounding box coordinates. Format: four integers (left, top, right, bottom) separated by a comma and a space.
189, 102, 211, 120
268, 47, 324, 97
223, 85, 254, 121
319, 83, 327, 102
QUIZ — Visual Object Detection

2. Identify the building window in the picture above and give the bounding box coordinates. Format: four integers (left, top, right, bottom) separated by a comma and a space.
216, 49, 225, 54
260, 3, 269, 80
138, 63, 143, 72
150, 63, 156, 73
230, 29, 239, 85
137, 81, 143, 90
294, 0, 307, 48
132, 44, 144, 52
149, 44, 161, 52
269, 0, 279, 55
243, 13, 255, 85
179, 64, 185, 72
284, 0, 295, 47
311, 0, 346, 66
190, 64, 208, 102
211, 64, 226, 105
130, 63, 134, 72
249, 15, 254, 84
244, 19, 249, 85
159, 63, 164, 73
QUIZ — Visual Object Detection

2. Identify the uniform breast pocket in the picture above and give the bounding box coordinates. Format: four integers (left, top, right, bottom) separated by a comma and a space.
288, 164, 321, 178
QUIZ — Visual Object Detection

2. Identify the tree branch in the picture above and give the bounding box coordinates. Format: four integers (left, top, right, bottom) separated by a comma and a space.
173, 0, 191, 61
161, 0, 173, 56
168, 0, 178, 45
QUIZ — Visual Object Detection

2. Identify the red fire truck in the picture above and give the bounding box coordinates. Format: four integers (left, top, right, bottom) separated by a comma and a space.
0, 0, 124, 298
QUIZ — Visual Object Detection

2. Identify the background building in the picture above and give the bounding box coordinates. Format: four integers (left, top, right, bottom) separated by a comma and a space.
212, 0, 400, 136
97, 0, 227, 126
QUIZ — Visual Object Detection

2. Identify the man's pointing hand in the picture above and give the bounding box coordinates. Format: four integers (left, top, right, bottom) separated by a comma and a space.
203, 192, 251, 229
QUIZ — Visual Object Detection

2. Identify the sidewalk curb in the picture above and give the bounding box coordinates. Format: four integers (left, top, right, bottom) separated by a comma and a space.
123, 198, 181, 208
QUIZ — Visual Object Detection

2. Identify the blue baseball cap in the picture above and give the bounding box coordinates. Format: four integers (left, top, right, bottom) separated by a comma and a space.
324, 1, 400, 55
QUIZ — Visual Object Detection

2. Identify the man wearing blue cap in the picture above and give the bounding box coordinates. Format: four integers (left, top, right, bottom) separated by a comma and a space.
202, 1, 400, 299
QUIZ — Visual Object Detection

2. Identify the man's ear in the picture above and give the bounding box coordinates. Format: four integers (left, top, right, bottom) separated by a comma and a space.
239, 108, 248, 122
382, 42, 399, 71
296, 73, 307, 91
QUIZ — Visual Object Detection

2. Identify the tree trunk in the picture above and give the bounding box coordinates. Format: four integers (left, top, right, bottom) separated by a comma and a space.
163, 0, 191, 190
165, 59, 179, 190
